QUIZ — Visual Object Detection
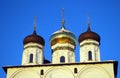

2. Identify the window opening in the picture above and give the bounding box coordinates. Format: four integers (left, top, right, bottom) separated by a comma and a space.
40, 70, 44, 75
60, 56, 65, 62
88, 51, 92, 60
29, 54, 33, 63
74, 68, 77, 73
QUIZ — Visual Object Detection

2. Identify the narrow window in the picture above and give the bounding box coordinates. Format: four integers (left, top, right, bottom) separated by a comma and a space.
74, 68, 77, 73
40, 70, 44, 75
88, 51, 92, 60
60, 56, 65, 62
29, 54, 33, 63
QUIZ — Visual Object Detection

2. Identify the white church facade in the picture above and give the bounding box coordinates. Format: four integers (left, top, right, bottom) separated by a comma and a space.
3, 12, 118, 78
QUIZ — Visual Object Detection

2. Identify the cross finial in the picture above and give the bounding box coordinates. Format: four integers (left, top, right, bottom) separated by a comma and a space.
87, 15, 91, 32
34, 16, 37, 31
62, 7, 64, 20
61, 7, 65, 29
88, 16, 90, 27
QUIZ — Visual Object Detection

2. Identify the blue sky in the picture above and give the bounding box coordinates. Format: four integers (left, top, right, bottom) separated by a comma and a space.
0, 0, 120, 78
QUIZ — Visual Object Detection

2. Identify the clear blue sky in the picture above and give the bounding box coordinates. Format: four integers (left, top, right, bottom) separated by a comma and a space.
0, 0, 120, 78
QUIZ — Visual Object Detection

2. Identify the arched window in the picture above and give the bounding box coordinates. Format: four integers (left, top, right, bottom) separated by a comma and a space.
60, 56, 65, 62
88, 51, 92, 60
74, 68, 77, 73
40, 69, 44, 75
29, 54, 33, 63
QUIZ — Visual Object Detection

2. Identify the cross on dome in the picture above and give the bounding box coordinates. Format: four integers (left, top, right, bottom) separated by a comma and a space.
61, 7, 65, 30
34, 16, 37, 31
87, 15, 91, 32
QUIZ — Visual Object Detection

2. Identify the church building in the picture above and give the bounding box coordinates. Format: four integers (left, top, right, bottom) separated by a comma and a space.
3, 10, 118, 78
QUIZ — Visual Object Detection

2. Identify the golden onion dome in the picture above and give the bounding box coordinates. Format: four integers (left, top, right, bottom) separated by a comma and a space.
50, 20, 76, 46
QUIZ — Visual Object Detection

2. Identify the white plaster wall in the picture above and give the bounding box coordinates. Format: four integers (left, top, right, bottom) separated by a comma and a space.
7, 62, 115, 78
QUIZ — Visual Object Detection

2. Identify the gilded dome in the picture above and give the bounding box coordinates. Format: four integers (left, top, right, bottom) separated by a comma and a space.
50, 26, 76, 46
23, 30, 45, 46
78, 26, 100, 43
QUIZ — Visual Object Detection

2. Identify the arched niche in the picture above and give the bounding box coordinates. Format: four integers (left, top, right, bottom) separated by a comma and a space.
44, 67, 75, 78
10, 69, 40, 78
77, 65, 111, 78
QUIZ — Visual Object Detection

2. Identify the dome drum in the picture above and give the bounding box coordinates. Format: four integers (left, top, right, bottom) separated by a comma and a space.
80, 39, 100, 47
52, 46, 74, 53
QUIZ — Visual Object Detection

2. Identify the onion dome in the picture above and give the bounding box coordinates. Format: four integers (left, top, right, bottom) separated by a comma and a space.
23, 30, 45, 46
78, 20, 100, 43
23, 16, 45, 46
50, 20, 76, 46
